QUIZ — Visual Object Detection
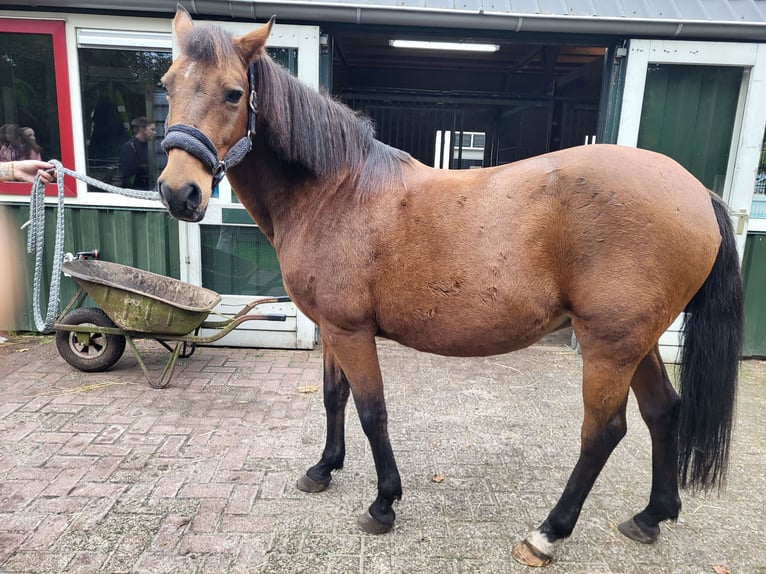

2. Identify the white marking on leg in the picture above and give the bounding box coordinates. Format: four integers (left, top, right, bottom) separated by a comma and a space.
526, 528, 555, 557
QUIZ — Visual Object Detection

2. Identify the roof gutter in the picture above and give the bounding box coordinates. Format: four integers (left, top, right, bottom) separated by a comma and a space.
7, 0, 766, 41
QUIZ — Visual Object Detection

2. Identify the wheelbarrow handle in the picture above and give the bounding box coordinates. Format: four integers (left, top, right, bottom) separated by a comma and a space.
232, 296, 292, 319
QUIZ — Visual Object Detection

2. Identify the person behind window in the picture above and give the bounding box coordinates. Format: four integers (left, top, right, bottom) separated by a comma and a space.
0, 124, 42, 162
0, 124, 9, 151
119, 116, 156, 190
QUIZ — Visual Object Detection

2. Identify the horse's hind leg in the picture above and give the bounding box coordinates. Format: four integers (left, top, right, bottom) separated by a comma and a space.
618, 346, 682, 543
296, 343, 351, 493
512, 354, 633, 566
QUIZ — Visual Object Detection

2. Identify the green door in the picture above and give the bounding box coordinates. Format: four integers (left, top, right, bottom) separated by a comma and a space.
636, 64, 742, 194
742, 233, 766, 357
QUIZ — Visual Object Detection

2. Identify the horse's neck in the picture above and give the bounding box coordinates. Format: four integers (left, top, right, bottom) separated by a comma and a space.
228, 144, 338, 246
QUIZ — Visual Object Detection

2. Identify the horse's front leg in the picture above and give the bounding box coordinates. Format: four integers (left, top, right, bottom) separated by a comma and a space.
324, 328, 402, 533
297, 342, 350, 492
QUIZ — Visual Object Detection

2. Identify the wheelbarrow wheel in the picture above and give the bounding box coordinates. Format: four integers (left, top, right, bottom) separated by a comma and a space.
55, 307, 126, 372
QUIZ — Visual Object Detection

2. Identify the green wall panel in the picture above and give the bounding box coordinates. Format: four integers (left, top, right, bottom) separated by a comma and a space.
1, 204, 179, 333
743, 233, 766, 357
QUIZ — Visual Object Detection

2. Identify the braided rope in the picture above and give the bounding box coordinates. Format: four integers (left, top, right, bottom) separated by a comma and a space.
27, 159, 160, 332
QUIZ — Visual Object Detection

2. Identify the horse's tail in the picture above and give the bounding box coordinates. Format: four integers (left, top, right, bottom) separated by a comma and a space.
678, 194, 743, 492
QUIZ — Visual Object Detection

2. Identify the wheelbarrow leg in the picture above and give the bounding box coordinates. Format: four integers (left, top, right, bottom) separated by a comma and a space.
155, 342, 184, 389
124, 335, 182, 389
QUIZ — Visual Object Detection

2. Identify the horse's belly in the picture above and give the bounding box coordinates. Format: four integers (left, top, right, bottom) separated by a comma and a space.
378, 304, 564, 357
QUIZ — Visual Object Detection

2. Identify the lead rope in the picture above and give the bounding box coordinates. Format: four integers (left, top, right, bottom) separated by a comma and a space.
27, 159, 160, 332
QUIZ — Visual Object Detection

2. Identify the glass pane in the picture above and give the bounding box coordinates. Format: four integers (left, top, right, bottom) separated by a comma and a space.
752, 131, 766, 218
0, 32, 61, 161
637, 64, 742, 194
200, 225, 286, 296
267, 47, 298, 75
78, 47, 171, 191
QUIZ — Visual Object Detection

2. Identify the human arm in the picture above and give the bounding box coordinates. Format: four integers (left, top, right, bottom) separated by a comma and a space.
0, 160, 55, 184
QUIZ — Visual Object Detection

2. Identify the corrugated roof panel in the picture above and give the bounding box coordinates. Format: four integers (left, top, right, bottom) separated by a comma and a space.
728, 0, 766, 21
458, 0, 485, 11
643, 0, 681, 19
592, 0, 628, 18
438, 0, 766, 21
509, 0, 543, 14
484, 0, 513, 12
672, 0, 709, 19
538, 0, 570, 15
700, 0, 737, 20
425, 0, 453, 8
566, 0, 598, 17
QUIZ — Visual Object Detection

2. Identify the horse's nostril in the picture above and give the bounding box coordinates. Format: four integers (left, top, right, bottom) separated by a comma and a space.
156, 180, 168, 203
182, 183, 202, 212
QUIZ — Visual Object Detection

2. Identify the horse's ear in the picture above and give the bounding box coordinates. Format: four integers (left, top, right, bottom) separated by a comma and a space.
236, 16, 275, 63
173, 4, 194, 43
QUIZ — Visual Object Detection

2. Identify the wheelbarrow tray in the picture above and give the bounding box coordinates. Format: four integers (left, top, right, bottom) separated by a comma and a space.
61, 259, 221, 336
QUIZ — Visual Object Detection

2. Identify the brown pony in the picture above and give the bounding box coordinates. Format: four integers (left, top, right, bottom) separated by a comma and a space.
158, 7, 743, 566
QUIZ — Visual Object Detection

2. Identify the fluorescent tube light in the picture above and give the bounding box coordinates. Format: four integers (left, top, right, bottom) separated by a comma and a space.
389, 39, 500, 53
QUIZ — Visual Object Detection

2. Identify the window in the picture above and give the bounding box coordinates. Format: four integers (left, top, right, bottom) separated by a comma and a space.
453, 131, 486, 169
752, 130, 766, 219
77, 29, 172, 192
0, 19, 74, 196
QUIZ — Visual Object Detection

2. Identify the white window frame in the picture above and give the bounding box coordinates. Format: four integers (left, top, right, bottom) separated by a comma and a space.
66, 14, 173, 209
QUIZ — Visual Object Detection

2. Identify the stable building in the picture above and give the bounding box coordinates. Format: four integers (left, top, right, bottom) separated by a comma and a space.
2, 0, 766, 354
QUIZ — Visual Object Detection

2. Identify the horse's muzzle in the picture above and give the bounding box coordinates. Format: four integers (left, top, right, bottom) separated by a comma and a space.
157, 179, 206, 222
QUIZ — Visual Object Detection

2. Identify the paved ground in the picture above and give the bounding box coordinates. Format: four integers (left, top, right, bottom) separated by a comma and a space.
0, 331, 764, 574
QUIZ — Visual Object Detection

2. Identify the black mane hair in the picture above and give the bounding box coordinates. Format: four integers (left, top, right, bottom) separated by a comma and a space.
181, 25, 238, 64
252, 53, 411, 196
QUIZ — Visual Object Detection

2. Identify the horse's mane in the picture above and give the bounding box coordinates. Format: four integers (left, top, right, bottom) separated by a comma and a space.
180, 25, 411, 196
253, 54, 412, 197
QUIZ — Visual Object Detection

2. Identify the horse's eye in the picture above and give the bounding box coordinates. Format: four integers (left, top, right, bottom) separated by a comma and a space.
226, 90, 243, 104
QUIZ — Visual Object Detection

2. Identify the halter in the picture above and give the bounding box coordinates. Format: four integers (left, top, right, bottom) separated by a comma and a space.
161, 63, 258, 188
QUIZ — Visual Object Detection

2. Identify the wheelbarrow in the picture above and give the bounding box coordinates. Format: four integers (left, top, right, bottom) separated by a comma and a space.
54, 258, 289, 388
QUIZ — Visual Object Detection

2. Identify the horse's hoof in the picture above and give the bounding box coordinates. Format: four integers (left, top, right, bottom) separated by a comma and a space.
357, 511, 393, 535
295, 474, 329, 493
511, 539, 553, 567
617, 517, 659, 544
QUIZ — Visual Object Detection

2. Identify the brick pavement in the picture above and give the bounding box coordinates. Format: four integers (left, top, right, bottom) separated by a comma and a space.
0, 333, 764, 573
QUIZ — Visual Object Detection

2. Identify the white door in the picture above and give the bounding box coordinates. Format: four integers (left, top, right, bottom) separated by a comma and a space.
177, 22, 320, 349
617, 39, 766, 361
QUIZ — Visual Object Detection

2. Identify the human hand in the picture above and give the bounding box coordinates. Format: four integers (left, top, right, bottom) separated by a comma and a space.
0, 160, 56, 184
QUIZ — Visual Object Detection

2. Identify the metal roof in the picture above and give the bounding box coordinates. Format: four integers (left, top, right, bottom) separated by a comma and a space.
5, 0, 766, 40
297, 0, 766, 22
